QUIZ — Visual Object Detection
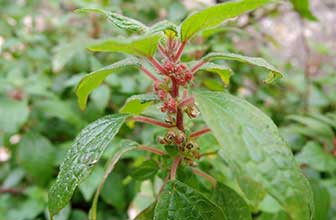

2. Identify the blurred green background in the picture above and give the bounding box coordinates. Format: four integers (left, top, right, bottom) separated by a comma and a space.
0, 0, 335, 220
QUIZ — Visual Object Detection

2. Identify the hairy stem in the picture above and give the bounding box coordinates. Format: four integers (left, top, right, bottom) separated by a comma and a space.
190, 127, 211, 138
191, 60, 206, 75
170, 156, 182, 180
147, 56, 166, 74
191, 168, 217, 187
132, 116, 173, 128
176, 107, 184, 131
138, 145, 166, 156
171, 77, 179, 98
178, 96, 194, 108
140, 66, 159, 82
174, 40, 187, 62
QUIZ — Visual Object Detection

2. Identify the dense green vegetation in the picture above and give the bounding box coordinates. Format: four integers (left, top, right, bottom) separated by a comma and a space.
0, 0, 335, 220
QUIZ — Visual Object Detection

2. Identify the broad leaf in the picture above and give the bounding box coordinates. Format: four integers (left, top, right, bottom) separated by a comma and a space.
154, 180, 226, 220
134, 203, 156, 220
48, 114, 128, 218
130, 160, 159, 181
296, 142, 336, 172
88, 34, 162, 57
119, 93, 158, 115
17, 132, 56, 185
76, 58, 141, 110
89, 139, 138, 220
202, 52, 283, 83
76, 8, 148, 32
180, 0, 272, 41
211, 183, 252, 220
310, 180, 330, 220
194, 91, 313, 220
290, 0, 317, 21
198, 62, 233, 86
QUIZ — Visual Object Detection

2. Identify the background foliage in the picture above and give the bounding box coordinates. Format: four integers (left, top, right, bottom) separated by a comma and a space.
0, 0, 335, 220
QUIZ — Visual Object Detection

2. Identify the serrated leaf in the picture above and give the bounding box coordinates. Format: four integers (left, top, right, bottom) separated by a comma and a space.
0, 97, 29, 134
76, 58, 141, 110
180, 0, 272, 41
88, 34, 162, 57
202, 52, 283, 83
76, 8, 148, 32
290, 0, 318, 21
89, 139, 138, 220
131, 160, 158, 181
194, 91, 313, 220
48, 114, 128, 218
211, 183, 252, 220
134, 202, 156, 220
17, 132, 56, 185
119, 93, 158, 115
198, 62, 233, 86
296, 142, 336, 172
154, 180, 226, 220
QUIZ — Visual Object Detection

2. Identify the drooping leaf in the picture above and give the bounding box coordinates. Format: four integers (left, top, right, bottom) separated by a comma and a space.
0, 97, 29, 134
194, 91, 313, 220
154, 180, 226, 220
76, 8, 148, 32
290, 0, 318, 21
89, 139, 138, 220
88, 34, 162, 57
76, 57, 141, 110
202, 52, 283, 83
119, 93, 158, 115
198, 62, 233, 86
48, 114, 128, 218
17, 132, 56, 185
134, 202, 156, 220
296, 142, 336, 172
211, 183, 252, 220
180, 0, 272, 41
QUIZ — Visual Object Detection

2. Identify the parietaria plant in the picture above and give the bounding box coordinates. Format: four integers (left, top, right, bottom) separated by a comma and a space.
48, 1, 314, 220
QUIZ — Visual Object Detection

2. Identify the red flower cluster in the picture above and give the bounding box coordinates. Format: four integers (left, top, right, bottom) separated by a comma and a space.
163, 61, 193, 86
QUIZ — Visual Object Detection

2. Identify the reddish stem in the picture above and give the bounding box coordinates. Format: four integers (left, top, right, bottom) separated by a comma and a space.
178, 96, 194, 108
176, 107, 184, 131
174, 40, 187, 62
158, 43, 167, 57
191, 60, 206, 74
140, 66, 159, 82
147, 56, 166, 74
191, 168, 217, 187
138, 145, 166, 156
171, 77, 179, 98
170, 156, 182, 180
190, 127, 211, 138
133, 116, 173, 128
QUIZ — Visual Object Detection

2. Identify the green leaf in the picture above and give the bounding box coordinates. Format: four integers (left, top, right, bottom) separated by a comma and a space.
119, 93, 158, 115
76, 8, 148, 32
198, 62, 233, 86
89, 139, 138, 220
202, 52, 283, 83
211, 183, 252, 220
180, 0, 272, 41
101, 173, 126, 210
296, 142, 336, 172
194, 91, 313, 220
88, 34, 162, 57
91, 84, 110, 111
79, 166, 105, 201
154, 180, 226, 220
48, 114, 128, 218
134, 203, 156, 220
131, 160, 159, 181
310, 180, 330, 220
290, 0, 318, 21
76, 58, 141, 110
147, 20, 178, 36
0, 97, 29, 134
17, 132, 56, 185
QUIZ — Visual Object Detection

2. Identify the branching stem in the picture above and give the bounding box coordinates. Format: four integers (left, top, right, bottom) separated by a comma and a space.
170, 156, 182, 180
132, 116, 173, 128
191, 168, 217, 187
140, 66, 159, 82
138, 145, 166, 156
174, 40, 187, 62
178, 96, 194, 108
191, 60, 206, 74
190, 127, 211, 138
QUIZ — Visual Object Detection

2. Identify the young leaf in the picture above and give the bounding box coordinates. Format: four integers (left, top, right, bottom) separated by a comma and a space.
180, 0, 273, 41
202, 52, 283, 83
88, 34, 162, 57
76, 8, 148, 32
119, 93, 158, 115
211, 183, 252, 220
154, 180, 226, 220
290, 0, 318, 21
147, 20, 178, 36
89, 139, 138, 220
48, 114, 128, 218
198, 62, 233, 86
76, 57, 141, 110
194, 91, 313, 220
